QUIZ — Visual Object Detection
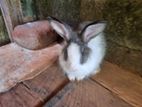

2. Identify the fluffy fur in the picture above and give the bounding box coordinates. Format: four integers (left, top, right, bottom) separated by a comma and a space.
59, 34, 106, 81
49, 17, 106, 81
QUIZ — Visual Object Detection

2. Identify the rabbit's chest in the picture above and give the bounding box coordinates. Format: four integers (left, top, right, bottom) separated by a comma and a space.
59, 54, 80, 71
59, 52, 82, 72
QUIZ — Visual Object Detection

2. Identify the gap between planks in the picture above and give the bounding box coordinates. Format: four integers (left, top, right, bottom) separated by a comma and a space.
0, 84, 42, 107
22, 61, 69, 104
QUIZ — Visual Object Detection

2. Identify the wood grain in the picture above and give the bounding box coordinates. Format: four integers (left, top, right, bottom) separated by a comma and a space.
23, 61, 69, 102
0, 43, 68, 106
0, 0, 23, 41
0, 0, 13, 41
0, 43, 62, 93
0, 15, 10, 45
92, 61, 142, 107
0, 84, 42, 107
44, 79, 132, 107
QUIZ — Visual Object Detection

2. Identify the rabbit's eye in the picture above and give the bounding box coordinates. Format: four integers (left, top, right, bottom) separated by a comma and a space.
63, 43, 70, 61
64, 48, 68, 61
80, 46, 91, 64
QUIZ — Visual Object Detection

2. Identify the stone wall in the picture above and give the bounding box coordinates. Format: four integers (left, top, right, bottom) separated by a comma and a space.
101, 0, 142, 75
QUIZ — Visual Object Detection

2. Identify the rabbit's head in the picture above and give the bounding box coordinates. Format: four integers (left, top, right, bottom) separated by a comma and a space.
48, 17, 106, 64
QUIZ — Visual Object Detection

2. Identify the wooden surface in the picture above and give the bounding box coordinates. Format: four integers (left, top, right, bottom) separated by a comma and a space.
92, 62, 142, 107
44, 80, 132, 107
0, 44, 142, 107
23, 61, 69, 101
0, 15, 10, 45
0, 84, 42, 107
0, 0, 23, 41
0, 0, 13, 41
0, 43, 61, 93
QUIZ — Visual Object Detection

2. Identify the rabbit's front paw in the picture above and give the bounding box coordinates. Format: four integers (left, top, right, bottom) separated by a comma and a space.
76, 75, 85, 81
67, 73, 86, 81
68, 74, 76, 81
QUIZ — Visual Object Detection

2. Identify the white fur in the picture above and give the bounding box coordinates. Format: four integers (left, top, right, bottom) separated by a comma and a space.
59, 33, 106, 81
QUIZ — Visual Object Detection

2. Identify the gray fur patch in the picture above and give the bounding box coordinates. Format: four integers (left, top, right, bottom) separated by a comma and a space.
80, 45, 91, 64
62, 31, 91, 64
63, 42, 70, 61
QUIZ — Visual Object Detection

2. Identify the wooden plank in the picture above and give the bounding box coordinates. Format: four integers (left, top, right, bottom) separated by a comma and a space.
23, 61, 69, 102
0, 43, 67, 107
0, 43, 67, 106
0, 84, 42, 107
0, 0, 23, 41
44, 79, 132, 107
92, 61, 142, 107
0, 43, 61, 93
0, 15, 10, 45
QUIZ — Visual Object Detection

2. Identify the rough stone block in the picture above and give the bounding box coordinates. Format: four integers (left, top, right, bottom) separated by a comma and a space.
12, 20, 57, 50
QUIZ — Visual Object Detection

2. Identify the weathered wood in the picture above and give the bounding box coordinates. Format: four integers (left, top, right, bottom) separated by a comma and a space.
0, 43, 67, 107
0, 0, 23, 41
0, 14, 10, 45
0, 43, 61, 93
0, 56, 142, 107
44, 79, 132, 107
0, 84, 42, 107
92, 61, 142, 107
23, 61, 69, 101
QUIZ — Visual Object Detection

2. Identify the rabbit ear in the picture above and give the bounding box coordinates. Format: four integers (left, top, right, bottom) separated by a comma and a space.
81, 21, 106, 42
49, 19, 71, 41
